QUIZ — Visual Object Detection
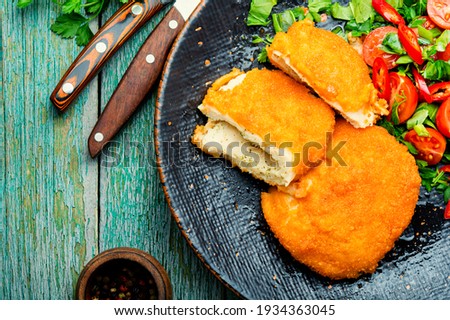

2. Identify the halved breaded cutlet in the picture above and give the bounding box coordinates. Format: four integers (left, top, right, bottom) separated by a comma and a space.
267, 20, 389, 128
192, 68, 335, 187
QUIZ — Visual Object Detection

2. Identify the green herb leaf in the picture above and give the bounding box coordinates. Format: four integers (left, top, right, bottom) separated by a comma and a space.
422, 60, 450, 81
308, 0, 332, 13
272, 10, 296, 33
75, 22, 94, 46
247, 0, 278, 27
381, 32, 405, 55
349, 0, 375, 24
417, 102, 439, 122
62, 0, 82, 14
406, 109, 428, 130
436, 30, 450, 52
395, 55, 414, 64
413, 124, 431, 137
17, 0, 33, 8
257, 47, 269, 63
444, 186, 450, 203
85, 0, 105, 15
330, 3, 354, 21
50, 13, 88, 39
386, 0, 403, 9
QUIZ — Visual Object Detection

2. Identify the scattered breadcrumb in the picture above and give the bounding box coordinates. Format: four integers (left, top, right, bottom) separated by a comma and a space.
195, 27, 202, 31
205, 59, 211, 66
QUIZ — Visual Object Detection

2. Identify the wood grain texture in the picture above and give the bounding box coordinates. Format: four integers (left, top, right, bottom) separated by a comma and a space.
1, 2, 98, 299
97, 3, 236, 300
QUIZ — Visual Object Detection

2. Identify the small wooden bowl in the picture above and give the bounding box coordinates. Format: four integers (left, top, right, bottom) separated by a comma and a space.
76, 247, 172, 300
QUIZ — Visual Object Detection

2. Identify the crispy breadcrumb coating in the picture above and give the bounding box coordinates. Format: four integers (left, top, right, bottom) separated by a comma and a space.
261, 120, 421, 279
194, 68, 335, 183
267, 20, 388, 128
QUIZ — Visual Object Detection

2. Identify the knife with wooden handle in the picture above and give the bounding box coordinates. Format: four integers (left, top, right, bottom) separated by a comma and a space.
50, 0, 172, 112
88, 0, 201, 158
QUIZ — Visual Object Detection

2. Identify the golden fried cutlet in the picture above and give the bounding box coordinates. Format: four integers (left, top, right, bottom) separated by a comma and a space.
193, 68, 335, 186
261, 120, 421, 279
267, 20, 388, 128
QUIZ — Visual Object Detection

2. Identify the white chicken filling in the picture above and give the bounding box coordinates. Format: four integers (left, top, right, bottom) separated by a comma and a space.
193, 120, 296, 186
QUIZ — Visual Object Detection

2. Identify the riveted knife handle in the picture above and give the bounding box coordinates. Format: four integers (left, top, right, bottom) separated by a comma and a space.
50, 0, 168, 112
88, 6, 184, 158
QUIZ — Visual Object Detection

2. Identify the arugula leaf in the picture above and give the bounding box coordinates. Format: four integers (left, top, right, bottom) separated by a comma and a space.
247, 0, 278, 26
17, 0, 33, 8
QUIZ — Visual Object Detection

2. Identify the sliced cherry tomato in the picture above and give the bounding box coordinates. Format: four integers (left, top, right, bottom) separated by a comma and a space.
445, 203, 450, 219
398, 23, 424, 65
404, 128, 447, 166
437, 43, 450, 61
363, 26, 399, 69
412, 67, 433, 103
372, 57, 391, 100
418, 15, 438, 30
436, 98, 450, 138
372, 0, 405, 25
429, 82, 450, 102
389, 73, 418, 124
427, 0, 450, 30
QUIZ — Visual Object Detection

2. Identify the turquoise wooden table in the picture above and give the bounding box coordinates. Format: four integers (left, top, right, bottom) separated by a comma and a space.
0, 1, 238, 300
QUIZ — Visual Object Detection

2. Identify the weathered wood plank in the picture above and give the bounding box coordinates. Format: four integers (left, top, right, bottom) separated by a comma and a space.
98, 3, 235, 300
1, 2, 98, 299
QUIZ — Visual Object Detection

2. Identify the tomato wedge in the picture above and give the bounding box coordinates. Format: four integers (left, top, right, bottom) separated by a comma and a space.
429, 82, 450, 102
412, 67, 433, 103
372, 0, 405, 25
389, 73, 418, 124
404, 128, 447, 166
398, 23, 424, 65
436, 98, 450, 138
372, 57, 391, 100
427, 0, 450, 30
437, 43, 450, 61
363, 26, 399, 69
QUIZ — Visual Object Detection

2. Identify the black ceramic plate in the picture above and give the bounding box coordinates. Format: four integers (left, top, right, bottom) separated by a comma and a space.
156, 0, 450, 299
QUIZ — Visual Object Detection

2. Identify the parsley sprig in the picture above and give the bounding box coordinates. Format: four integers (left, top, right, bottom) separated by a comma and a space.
17, 0, 128, 46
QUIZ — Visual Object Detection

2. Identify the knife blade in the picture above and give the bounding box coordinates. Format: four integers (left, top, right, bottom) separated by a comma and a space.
50, 0, 173, 112
88, 0, 202, 158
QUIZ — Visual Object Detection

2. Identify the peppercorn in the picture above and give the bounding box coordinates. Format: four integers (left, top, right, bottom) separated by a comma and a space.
85, 259, 158, 300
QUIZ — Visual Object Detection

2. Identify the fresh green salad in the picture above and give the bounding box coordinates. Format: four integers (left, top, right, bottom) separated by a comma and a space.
247, 0, 450, 219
